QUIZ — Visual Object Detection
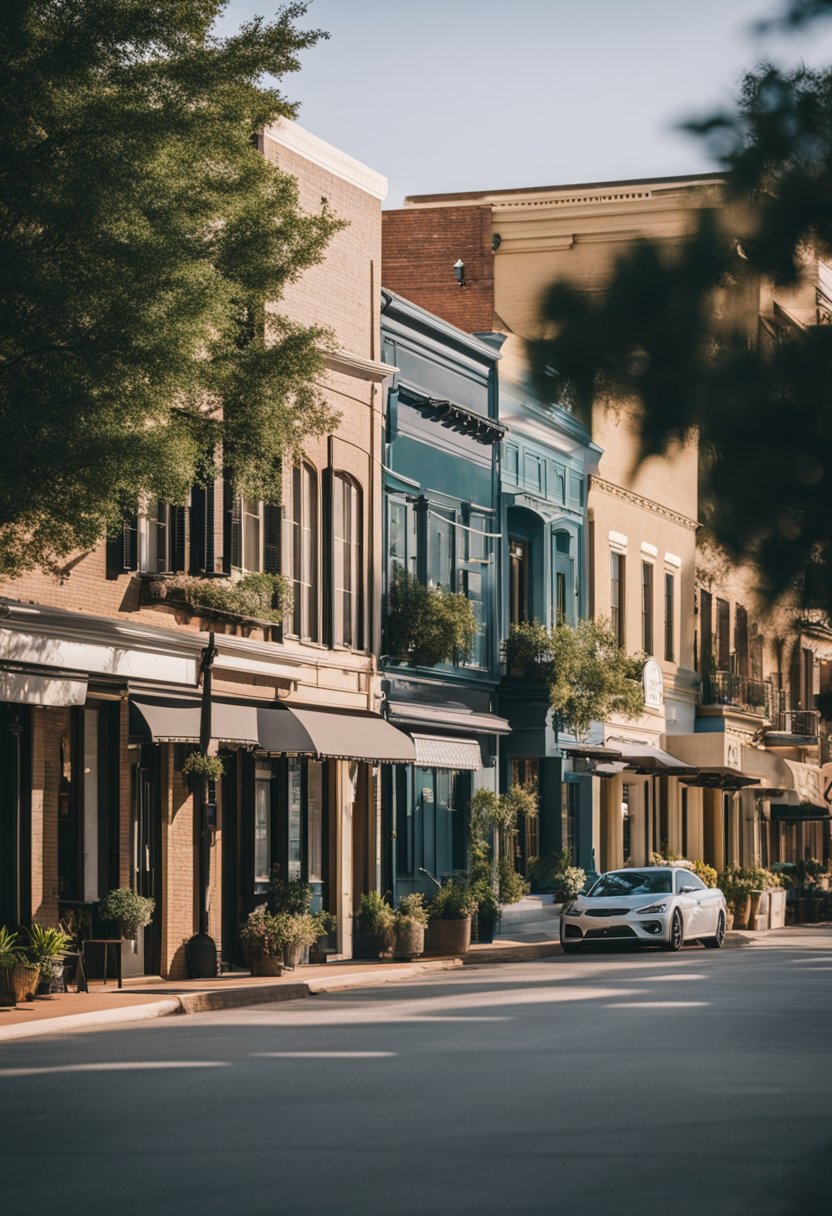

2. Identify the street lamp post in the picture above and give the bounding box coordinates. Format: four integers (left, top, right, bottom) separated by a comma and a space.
185, 631, 219, 978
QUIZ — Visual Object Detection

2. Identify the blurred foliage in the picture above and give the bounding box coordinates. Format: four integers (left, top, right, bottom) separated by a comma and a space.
530, 0, 832, 607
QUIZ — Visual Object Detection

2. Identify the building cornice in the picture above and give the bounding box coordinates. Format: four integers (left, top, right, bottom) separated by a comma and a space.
590, 476, 698, 532
264, 118, 387, 201
323, 349, 393, 383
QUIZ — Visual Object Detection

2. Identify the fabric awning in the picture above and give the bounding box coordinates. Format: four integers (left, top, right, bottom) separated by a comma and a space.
388, 700, 511, 736
561, 743, 624, 761
0, 666, 88, 707
258, 705, 415, 764
679, 767, 760, 791
130, 698, 260, 748
609, 740, 697, 776
412, 734, 482, 771
739, 748, 828, 809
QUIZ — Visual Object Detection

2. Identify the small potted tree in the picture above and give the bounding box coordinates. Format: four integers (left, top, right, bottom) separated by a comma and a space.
473, 883, 501, 944
353, 892, 395, 959
98, 888, 155, 942
426, 878, 476, 955
392, 893, 428, 960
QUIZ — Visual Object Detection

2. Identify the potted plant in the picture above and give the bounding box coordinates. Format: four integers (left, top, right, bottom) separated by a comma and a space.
240, 905, 285, 975
0, 926, 40, 1007
718, 866, 755, 929
353, 891, 394, 959
98, 888, 155, 941
26, 923, 73, 995
181, 750, 225, 783
503, 620, 554, 678
426, 878, 476, 955
473, 884, 501, 944
392, 893, 428, 960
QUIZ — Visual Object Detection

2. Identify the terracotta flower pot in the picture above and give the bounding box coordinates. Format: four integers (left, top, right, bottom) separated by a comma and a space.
0, 963, 40, 1006
426, 917, 472, 956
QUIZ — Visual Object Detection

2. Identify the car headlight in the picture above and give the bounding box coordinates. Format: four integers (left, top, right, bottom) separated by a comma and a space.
563, 904, 583, 917
635, 902, 669, 915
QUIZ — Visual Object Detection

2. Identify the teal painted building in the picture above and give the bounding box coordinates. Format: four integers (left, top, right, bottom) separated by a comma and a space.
379, 292, 507, 898
496, 376, 600, 875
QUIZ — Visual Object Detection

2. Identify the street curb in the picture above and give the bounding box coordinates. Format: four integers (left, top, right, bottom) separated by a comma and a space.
0, 948, 551, 1044
0, 999, 183, 1044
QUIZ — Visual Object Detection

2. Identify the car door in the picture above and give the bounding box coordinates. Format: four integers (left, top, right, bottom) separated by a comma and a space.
674, 870, 702, 935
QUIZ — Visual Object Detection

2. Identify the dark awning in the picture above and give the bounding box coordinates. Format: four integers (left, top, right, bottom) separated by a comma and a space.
609, 740, 697, 776
679, 767, 760, 791
561, 743, 624, 761
258, 705, 415, 764
388, 700, 511, 736
130, 698, 260, 748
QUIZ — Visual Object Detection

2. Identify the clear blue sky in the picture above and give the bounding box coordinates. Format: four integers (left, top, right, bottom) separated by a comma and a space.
218, 0, 832, 207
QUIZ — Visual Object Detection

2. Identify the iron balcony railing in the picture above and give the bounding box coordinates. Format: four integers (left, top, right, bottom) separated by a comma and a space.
702, 671, 773, 717
767, 708, 821, 738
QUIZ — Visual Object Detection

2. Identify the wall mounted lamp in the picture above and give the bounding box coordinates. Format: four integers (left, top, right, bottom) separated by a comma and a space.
453, 258, 466, 287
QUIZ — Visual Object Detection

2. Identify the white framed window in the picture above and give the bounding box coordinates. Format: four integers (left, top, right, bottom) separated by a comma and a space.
333, 473, 363, 649
138, 499, 178, 573
283, 464, 319, 640
254, 768, 272, 885
230, 496, 264, 573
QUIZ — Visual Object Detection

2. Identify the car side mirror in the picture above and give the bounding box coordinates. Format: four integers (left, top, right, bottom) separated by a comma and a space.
680, 885, 698, 894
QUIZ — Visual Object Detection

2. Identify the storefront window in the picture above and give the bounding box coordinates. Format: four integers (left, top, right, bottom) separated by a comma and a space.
307, 760, 324, 883
254, 773, 271, 885
287, 758, 302, 879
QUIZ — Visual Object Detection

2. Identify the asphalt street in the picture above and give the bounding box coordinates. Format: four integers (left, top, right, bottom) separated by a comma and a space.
2, 939, 831, 1216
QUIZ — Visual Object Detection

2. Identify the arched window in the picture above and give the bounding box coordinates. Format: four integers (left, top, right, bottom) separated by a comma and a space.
284, 463, 319, 640
333, 473, 363, 649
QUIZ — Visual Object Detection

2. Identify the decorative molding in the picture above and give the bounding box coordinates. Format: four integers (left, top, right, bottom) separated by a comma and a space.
640, 541, 658, 558
323, 349, 393, 384
591, 476, 698, 532
664, 551, 682, 568
608, 529, 628, 549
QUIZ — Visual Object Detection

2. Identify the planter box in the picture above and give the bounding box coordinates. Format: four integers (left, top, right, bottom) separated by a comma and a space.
475, 915, 498, 945
425, 917, 472, 956
0, 963, 41, 1006
250, 955, 284, 977
393, 922, 424, 960
352, 931, 385, 960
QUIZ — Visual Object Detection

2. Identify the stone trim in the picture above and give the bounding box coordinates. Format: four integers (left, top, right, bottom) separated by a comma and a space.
590, 476, 698, 532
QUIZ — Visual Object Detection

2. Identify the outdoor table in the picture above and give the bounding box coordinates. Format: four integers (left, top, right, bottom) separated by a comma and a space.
82, 938, 124, 989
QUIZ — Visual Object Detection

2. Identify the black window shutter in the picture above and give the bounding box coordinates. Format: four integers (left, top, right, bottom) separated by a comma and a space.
105, 510, 138, 579
171, 505, 187, 573
205, 478, 216, 573
264, 504, 281, 573
189, 487, 206, 574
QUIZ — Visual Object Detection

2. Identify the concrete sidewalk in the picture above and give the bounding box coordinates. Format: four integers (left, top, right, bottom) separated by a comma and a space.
0, 938, 560, 1044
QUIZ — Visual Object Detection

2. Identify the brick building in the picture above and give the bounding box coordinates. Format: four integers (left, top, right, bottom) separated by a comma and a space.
0, 121, 412, 977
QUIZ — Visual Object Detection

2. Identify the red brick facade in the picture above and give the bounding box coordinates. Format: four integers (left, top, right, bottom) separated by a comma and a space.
382, 206, 495, 333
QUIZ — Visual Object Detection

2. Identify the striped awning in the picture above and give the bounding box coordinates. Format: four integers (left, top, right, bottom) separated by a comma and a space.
412, 734, 482, 771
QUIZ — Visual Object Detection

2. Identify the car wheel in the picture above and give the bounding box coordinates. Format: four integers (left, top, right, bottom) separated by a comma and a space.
663, 909, 684, 952
703, 911, 726, 949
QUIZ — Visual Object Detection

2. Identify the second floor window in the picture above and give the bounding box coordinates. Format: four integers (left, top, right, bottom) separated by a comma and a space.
229, 497, 264, 573
284, 463, 319, 641
641, 561, 654, 655
664, 572, 675, 663
610, 551, 625, 647
509, 538, 529, 625
333, 473, 363, 649
716, 598, 731, 670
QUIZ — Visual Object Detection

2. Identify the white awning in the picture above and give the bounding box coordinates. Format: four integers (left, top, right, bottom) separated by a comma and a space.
609, 740, 696, 775
0, 667, 88, 707
412, 734, 482, 771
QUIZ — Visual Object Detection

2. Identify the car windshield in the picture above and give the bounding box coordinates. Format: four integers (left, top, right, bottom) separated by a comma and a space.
587, 870, 673, 897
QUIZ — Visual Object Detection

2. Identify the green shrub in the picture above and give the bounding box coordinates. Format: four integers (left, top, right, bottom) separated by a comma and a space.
267, 872, 313, 916
98, 888, 155, 935
181, 750, 225, 782
395, 892, 429, 926
691, 859, 718, 888
386, 566, 478, 667
0, 926, 23, 970
152, 571, 292, 623
356, 891, 394, 936
504, 620, 554, 676
498, 859, 529, 904
241, 906, 331, 961
428, 879, 477, 921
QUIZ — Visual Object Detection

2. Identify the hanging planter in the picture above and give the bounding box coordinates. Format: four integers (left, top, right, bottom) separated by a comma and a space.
181, 751, 225, 783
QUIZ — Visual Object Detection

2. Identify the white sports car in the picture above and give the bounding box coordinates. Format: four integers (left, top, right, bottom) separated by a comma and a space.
559, 865, 727, 953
